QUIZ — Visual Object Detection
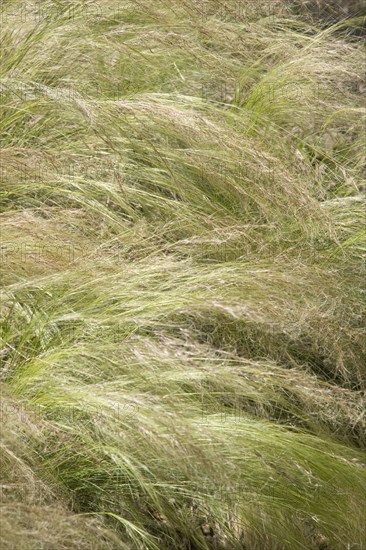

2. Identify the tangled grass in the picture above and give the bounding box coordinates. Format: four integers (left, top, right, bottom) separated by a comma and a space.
0, 1, 365, 548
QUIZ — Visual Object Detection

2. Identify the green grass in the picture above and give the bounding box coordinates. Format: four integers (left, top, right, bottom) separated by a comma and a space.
1, 1, 365, 548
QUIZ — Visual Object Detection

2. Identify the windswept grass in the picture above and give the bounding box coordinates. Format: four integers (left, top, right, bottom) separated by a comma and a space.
1, 1, 365, 548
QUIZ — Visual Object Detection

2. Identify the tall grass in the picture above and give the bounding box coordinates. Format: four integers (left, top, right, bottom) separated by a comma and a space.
1, 1, 365, 548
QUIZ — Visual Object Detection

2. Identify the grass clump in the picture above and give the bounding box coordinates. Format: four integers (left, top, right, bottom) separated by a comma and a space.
1, 1, 365, 548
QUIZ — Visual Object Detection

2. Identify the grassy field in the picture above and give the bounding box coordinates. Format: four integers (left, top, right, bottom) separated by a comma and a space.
0, 1, 365, 548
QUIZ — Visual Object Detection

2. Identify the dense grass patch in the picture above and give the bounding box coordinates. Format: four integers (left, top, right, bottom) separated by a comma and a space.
1, 1, 365, 548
